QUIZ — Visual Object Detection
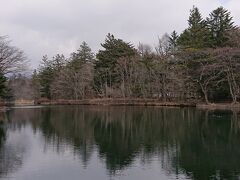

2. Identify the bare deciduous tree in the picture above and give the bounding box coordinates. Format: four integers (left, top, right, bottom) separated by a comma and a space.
8, 74, 34, 100
51, 63, 94, 100
0, 36, 27, 75
215, 48, 240, 104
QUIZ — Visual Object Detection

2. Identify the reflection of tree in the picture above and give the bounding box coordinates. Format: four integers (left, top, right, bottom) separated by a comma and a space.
6, 106, 240, 179
177, 110, 240, 180
38, 107, 96, 166
0, 113, 26, 178
0, 121, 6, 149
94, 116, 140, 172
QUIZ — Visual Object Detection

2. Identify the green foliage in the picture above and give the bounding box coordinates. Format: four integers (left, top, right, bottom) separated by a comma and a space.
0, 73, 7, 98
96, 34, 136, 70
94, 33, 136, 91
0, 73, 13, 100
178, 6, 236, 49
69, 41, 94, 70
35, 42, 94, 100
38, 54, 66, 99
178, 6, 210, 49
31, 69, 41, 99
169, 30, 179, 51
207, 7, 236, 47
25, 6, 240, 103
38, 55, 54, 99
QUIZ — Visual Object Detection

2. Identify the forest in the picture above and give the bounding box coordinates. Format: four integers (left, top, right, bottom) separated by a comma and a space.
1, 6, 240, 105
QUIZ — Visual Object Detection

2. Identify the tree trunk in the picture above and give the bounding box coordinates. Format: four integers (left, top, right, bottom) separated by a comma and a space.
227, 74, 238, 104
199, 83, 209, 104
204, 92, 209, 104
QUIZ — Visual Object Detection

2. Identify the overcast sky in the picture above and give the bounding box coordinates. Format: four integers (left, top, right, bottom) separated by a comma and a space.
0, 0, 239, 69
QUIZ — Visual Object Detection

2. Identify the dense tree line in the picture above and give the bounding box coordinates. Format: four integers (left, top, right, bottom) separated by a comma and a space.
1, 6, 240, 104
34, 6, 240, 104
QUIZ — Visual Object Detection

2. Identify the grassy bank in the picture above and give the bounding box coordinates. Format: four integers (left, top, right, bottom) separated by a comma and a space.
3, 98, 240, 110
35, 99, 240, 110
36, 98, 196, 107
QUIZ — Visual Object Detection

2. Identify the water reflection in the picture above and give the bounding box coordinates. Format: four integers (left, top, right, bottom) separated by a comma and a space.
0, 120, 5, 147
1, 106, 240, 179
0, 113, 27, 179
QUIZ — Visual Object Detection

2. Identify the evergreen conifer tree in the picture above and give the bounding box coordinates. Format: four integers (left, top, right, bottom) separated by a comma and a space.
207, 7, 236, 47
178, 6, 210, 49
95, 33, 136, 90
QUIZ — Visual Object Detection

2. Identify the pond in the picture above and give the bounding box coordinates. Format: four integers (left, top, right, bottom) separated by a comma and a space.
0, 106, 240, 180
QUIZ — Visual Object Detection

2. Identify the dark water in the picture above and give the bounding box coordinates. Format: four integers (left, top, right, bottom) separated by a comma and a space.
0, 106, 240, 180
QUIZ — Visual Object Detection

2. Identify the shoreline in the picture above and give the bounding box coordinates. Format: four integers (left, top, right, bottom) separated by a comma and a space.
35, 98, 196, 107
2, 99, 240, 110
196, 103, 240, 110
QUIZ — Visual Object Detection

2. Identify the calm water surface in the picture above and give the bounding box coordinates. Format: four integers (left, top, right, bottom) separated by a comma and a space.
0, 106, 240, 180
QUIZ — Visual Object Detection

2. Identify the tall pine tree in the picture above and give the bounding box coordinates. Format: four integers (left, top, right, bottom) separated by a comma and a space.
95, 34, 136, 91
207, 7, 236, 47
169, 30, 179, 52
178, 6, 210, 49
70, 41, 94, 69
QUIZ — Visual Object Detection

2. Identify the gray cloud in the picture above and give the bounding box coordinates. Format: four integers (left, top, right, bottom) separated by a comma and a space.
0, 0, 239, 69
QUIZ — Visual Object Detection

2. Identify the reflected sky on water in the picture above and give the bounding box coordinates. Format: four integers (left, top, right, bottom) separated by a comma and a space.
0, 106, 240, 180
